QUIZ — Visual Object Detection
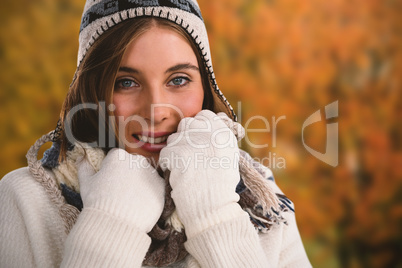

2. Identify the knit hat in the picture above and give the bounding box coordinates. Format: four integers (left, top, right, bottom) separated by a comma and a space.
76, 0, 236, 121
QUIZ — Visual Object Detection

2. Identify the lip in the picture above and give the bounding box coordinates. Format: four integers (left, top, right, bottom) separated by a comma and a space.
131, 132, 172, 153
132, 131, 173, 138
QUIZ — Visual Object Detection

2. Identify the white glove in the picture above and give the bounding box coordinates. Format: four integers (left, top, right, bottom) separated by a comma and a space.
78, 148, 165, 233
159, 110, 246, 238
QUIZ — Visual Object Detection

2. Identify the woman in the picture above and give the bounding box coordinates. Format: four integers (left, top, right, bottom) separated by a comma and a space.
0, 1, 311, 267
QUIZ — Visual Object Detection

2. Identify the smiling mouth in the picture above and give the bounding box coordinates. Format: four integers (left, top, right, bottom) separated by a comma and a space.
132, 134, 169, 144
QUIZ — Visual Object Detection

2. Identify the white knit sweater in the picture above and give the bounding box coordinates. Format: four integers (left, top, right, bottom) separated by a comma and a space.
0, 167, 311, 267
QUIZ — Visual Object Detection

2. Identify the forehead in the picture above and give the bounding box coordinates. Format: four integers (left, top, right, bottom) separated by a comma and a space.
121, 26, 198, 68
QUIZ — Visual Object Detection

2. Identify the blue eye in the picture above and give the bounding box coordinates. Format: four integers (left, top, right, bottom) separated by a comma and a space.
168, 77, 190, 87
115, 78, 138, 90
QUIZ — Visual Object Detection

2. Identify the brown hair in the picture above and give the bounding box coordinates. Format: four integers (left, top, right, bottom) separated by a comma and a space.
59, 17, 214, 158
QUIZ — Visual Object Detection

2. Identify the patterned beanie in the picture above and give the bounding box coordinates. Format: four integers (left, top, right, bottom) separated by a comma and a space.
76, 0, 236, 120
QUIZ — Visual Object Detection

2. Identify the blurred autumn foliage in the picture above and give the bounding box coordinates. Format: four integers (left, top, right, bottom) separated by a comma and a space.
1, 0, 401, 267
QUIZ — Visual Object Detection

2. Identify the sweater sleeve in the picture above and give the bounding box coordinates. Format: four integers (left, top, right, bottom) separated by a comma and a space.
183, 179, 311, 268
61, 208, 151, 267
0, 168, 67, 268
0, 167, 153, 268
184, 207, 311, 268
184, 212, 271, 268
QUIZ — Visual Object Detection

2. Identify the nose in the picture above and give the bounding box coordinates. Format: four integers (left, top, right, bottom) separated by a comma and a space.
140, 87, 171, 124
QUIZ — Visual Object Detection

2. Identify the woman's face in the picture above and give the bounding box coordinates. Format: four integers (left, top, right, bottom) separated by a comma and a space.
112, 25, 204, 164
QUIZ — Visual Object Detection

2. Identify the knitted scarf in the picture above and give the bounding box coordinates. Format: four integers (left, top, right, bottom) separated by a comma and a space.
27, 129, 292, 267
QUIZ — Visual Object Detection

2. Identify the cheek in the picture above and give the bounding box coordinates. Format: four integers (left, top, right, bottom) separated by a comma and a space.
112, 97, 123, 117
113, 96, 136, 118
177, 90, 204, 117
112, 97, 140, 136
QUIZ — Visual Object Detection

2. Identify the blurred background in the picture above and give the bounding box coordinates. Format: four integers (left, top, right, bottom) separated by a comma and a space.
1, 0, 401, 267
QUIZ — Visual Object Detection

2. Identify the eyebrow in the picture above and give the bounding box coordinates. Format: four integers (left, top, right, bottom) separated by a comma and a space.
118, 66, 139, 74
165, 63, 199, 74
118, 63, 199, 74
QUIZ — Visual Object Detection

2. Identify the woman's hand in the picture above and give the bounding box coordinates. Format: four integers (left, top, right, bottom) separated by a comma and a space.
159, 110, 246, 238
77, 148, 165, 234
